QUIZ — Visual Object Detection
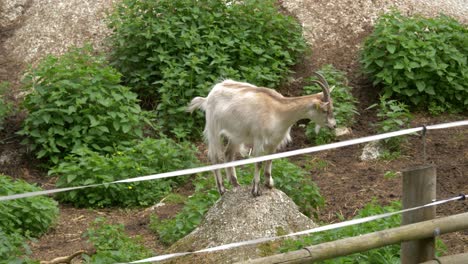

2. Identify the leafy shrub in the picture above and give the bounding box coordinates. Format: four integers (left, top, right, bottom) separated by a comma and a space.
361, 11, 468, 113
0, 229, 36, 264
0, 82, 12, 131
151, 159, 323, 244
279, 200, 446, 263
18, 45, 149, 164
107, 0, 307, 138
263, 159, 324, 218
84, 217, 152, 263
150, 174, 219, 245
368, 97, 412, 154
304, 65, 358, 145
50, 137, 200, 207
0, 174, 59, 237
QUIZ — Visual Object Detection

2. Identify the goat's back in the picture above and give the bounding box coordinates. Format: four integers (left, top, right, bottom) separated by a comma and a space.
203, 80, 289, 149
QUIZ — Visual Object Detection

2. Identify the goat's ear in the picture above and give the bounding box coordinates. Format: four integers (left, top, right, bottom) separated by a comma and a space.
330, 85, 336, 93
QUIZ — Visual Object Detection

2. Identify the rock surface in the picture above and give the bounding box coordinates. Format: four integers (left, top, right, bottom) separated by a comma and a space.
360, 140, 384, 161
166, 186, 317, 264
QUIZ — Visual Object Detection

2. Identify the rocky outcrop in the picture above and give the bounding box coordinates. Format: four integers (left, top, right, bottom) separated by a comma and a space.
166, 186, 317, 264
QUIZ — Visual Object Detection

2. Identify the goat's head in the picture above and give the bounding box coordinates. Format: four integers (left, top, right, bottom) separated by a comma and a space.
310, 72, 336, 132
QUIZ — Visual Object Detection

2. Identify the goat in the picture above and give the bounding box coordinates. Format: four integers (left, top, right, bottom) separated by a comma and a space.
187, 73, 336, 196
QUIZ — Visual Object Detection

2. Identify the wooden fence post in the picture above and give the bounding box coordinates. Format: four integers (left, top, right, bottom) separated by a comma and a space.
401, 165, 436, 264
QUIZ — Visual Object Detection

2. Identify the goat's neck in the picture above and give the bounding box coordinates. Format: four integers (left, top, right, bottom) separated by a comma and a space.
279, 95, 322, 126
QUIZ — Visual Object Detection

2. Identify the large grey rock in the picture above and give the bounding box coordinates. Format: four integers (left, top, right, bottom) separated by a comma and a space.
360, 140, 384, 161
166, 186, 317, 264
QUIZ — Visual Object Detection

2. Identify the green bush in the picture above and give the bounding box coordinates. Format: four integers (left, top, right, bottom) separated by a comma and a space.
279, 200, 446, 263
304, 65, 358, 145
361, 11, 468, 113
263, 159, 324, 218
150, 175, 219, 245
368, 97, 412, 154
0, 229, 37, 264
50, 137, 200, 207
84, 217, 152, 263
0, 174, 59, 237
107, 0, 307, 138
18, 45, 149, 164
0, 82, 12, 131
151, 159, 323, 244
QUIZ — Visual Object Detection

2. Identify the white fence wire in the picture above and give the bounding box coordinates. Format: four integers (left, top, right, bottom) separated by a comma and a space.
1, 120, 467, 263
1, 120, 467, 202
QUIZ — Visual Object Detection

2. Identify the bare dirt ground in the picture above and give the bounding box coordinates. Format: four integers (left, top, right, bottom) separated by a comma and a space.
0, 0, 467, 262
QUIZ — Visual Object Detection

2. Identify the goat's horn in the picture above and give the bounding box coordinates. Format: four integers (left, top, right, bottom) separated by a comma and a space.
312, 72, 330, 102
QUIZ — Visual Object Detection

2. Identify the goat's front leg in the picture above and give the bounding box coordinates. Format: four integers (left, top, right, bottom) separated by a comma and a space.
251, 161, 262, 197
264, 160, 274, 189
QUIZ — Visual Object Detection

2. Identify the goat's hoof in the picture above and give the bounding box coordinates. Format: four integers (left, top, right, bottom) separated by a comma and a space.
218, 188, 226, 196
251, 187, 262, 197
264, 183, 274, 189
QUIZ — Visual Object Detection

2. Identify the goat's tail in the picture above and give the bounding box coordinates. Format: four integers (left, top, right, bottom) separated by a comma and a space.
187, 97, 207, 113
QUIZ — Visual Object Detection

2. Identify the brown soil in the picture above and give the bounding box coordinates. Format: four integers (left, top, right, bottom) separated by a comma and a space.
0, 0, 467, 263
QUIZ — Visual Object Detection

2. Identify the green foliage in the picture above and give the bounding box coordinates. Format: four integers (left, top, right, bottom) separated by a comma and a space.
369, 97, 412, 153
107, 0, 307, 138
383, 171, 399, 180
84, 217, 152, 263
279, 200, 446, 263
50, 137, 200, 207
150, 175, 219, 245
0, 228, 38, 264
361, 11, 468, 113
264, 159, 324, 218
303, 158, 329, 173
304, 65, 358, 145
151, 159, 323, 244
18, 45, 149, 164
0, 174, 59, 237
0, 82, 12, 131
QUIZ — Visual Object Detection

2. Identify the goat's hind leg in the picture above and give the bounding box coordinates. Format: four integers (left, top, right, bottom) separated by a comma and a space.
224, 141, 240, 188
212, 169, 226, 195
208, 139, 226, 195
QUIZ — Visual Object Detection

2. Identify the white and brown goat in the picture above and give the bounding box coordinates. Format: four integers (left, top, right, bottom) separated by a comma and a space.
187, 73, 336, 196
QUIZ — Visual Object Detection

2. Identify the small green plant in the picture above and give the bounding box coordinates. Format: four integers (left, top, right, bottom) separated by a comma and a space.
361, 11, 468, 113
0, 174, 59, 237
108, 0, 307, 138
84, 217, 152, 263
50, 137, 200, 207
18, 45, 150, 164
150, 174, 220, 245
0, 81, 12, 131
162, 193, 187, 204
151, 159, 323, 244
0, 228, 37, 264
279, 200, 446, 263
304, 65, 358, 145
266, 159, 324, 218
384, 171, 399, 179
304, 158, 329, 173
368, 97, 412, 154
